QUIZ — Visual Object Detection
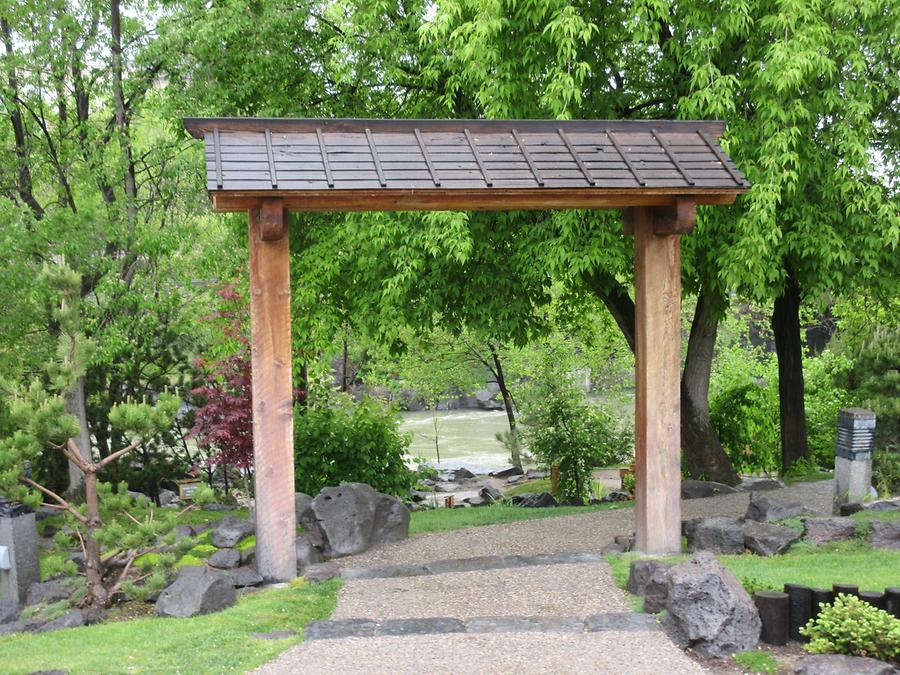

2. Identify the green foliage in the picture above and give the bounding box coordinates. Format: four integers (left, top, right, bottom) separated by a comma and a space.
801, 594, 900, 663
804, 351, 855, 467
518, 338, 632, 504
733, 651, 781, 674
408, 501, 625, 535
621, 472, 636, 495
294, 385, 414, 497
874, 451, 900, 498
739, 575, 777, 596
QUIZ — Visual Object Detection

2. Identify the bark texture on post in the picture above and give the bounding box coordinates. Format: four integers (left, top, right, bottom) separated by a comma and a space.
632, 206, 683, 555
249, 199, 297, 581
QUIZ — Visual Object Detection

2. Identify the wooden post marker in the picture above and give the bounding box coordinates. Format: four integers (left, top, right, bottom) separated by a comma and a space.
248, 198, 297, 581
631, 205, 684, 555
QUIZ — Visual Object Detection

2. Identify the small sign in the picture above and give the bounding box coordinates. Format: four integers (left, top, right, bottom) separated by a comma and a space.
177, 479, 202, 501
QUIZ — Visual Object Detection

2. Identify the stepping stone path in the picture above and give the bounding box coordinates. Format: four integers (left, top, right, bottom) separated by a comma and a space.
255, 553, 703, 674
254, 479, 837, 675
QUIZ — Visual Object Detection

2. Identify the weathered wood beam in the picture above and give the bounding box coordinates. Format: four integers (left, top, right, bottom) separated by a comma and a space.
622, 199, 696, 235
630, 205, 683, 555
248, 199, 296, 581
211, 190, 737, 213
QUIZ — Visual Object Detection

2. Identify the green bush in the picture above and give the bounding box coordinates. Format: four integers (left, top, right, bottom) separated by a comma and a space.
804, 351, 854, 468
873, 450, 900, 497
518, 343, 632, 504
800, 594, 900, 663
294, 387, 414, 497
711, 380, 780, 475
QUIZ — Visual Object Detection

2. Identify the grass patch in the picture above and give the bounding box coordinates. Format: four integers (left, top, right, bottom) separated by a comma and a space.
0, 578, 340, 674
733, 650, 781, 673
409, 502, 627, 535
505, 477, 551, 497
607, 541, 900, 595
782, 470, 832, 485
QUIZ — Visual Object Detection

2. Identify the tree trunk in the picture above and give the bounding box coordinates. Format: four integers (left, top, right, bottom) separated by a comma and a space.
488, 342, 521, 468
772, 271, 809, 472
681, 291, 739, 484
81, 470, 108, 608
582, 270, 738, 483
65, 376, 93, 493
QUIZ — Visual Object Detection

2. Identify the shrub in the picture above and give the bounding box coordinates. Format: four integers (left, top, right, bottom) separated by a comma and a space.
294, 386, 414, 497
873, 450, 900, 497
711, 381, 780, 475
800, 594, 900, 663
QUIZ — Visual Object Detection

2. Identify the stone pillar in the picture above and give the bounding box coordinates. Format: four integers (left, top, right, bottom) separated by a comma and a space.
0, 499, 40, 605
833, 408, 876, 513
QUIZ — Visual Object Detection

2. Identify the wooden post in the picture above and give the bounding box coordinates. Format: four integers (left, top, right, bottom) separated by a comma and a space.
248, 198, 297, 581
630, 205, 687, 555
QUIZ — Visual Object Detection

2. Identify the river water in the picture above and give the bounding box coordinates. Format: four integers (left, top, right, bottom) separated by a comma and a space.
399, 409, 513, 469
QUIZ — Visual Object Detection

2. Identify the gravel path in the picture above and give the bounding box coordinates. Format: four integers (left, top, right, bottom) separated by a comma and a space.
333, 562, 628, 620
254, 631, 706, 674
337, 480, 834, 569
257, 481, 832, 674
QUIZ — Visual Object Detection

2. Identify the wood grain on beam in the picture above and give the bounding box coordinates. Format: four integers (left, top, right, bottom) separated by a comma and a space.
249, 207, 296, 581
212, 189, 739, 213
633, 206, 682, 555
622, 199, 697, 235
259, 197, 286, 241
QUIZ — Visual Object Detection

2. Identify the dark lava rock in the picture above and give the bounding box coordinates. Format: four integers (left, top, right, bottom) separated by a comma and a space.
684, 517, 745, 554
526, 469, 549, 479
492, 466, 524, 479
155, 566, 236, 618
869, 520, 900, 550
296, 535, 324, 572
601, 491, 631, 502
209, 515, 255, 549
300, 483, 409, 557
26, 579, 74, 606
738, 477, 784, 492
614, 534, 635, 552
303, 562, 340, 583
681, 480, 739, 500
294, 492, 313, 520
376, 617, 465, 636
228, 565, 264, 588
479, 485, 502, 503
743, 520, 801, 556
793, 654, 899, 674
663, 552, 761, 657
644, 567, 671, 613
518, 492, 558, 508
0, 599, 20, 625
305, 618, 375, 640
627, 559, 674, 597
451, 467, 476, 481
0, 620, 25, 636
803, 517, 856, 545
37, 610, 84, 633
745, 492, 814, 522
208, 548, 241, 570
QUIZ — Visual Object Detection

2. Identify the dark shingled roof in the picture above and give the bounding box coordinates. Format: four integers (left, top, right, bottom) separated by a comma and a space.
184, 118, 749, 212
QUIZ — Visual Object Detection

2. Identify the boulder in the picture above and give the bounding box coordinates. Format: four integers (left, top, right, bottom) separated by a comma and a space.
207, 548, 241, 570
479, 485, 503, 503
155, 566, 236, 618
209, 515, 255, 549
663, 552, 761, 657
296, 535, 324, 571
228, 566, 264, 588
644, 567, 671, 614
506, 474, 526, 485
518, 492, 558, 508
26, 579, 74, 606
295, 492, 313, 520
614, 534, 635, 552
526, 469, 549, 479
681, 480, 739, 500
241, 547, 256, 567
371, 492, 411, 545
299, 483, 409, 557
492, 466, 524, 479
684, 517, 745, 554
869, 520, 900, 550
174, 525, 195, 540
803, 517, 856, 545
793, 655, 900, 675
0, 620, 24, 636
738, 477, 784, 492
743, 521, 801, 556
409, 489, 431, 503
67, 551, 86, 572
601, 491, 631, 502
37, 610, 84, 633
303, 562, 340, 583
158, 489, 178, 506
462, 496, 488, 507
0, 599, 19, 625
745, 492, 814, 522
433, 482, 461, 493
627, 559, 674, 596
451, 468, 476, 481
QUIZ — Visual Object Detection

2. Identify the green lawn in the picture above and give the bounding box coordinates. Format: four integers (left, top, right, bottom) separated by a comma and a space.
607, 511, 900, 594
409, 501, 627, 534
0, 578, 340, 675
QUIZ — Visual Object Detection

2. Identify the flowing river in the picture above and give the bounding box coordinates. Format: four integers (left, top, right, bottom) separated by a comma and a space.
399, 409, 513, 469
